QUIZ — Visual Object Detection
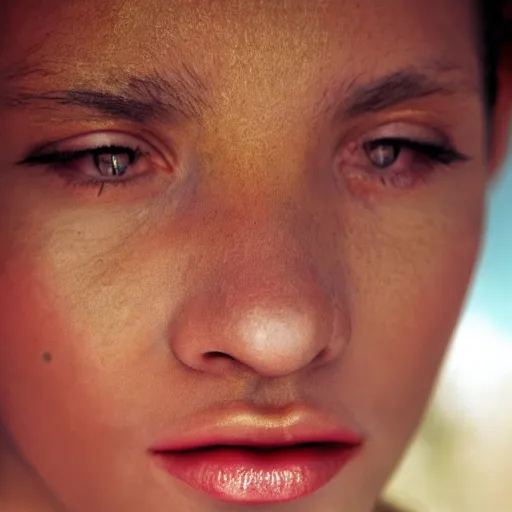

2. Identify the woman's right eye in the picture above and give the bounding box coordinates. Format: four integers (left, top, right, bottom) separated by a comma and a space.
17, 142, 165, 194
21, 145, 142, 179
92, 148, 140, 178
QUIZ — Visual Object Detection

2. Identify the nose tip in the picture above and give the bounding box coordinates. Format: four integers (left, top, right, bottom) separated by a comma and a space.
234, 305, 328, 376
169, 263, 349, 378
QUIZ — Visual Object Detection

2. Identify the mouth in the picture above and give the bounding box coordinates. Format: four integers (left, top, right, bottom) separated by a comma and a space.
152, 441, 361, 504
150, 408, 364, 504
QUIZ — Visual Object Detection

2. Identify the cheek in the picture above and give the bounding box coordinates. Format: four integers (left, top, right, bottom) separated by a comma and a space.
0, 246, 167, 506
0, 212, 192, 441
0, 254, 91, 428
314, 187, 485, 494
0, 222, 139, 448
341, 186, 485, 456
0, 255, 85, 491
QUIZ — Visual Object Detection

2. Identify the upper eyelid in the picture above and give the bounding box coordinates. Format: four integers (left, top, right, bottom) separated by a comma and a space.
360, 122, 451, 144
18, 130, 174, 166
19, 150, 125, 170
31, 132, 149, 154
333, 119, 455, 157
363, 137, 470, 166
18, 144, 142, 166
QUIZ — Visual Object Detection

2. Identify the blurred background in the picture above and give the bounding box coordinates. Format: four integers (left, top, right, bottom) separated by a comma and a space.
384, 134, 512, 511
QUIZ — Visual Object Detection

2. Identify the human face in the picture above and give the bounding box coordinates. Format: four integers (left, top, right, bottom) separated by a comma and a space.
0, 1, 489, 511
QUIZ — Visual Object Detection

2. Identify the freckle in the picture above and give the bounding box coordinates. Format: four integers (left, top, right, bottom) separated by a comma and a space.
42, 351, 53, 363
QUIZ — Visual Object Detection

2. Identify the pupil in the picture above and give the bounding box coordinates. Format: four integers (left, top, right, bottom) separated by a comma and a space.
370, 144, 398, 168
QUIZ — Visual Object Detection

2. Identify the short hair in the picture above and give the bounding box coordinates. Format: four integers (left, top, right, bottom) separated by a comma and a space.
479, 0, 510, 111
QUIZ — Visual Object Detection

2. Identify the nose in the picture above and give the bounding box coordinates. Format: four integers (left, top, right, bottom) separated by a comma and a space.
169, 212, 350, 378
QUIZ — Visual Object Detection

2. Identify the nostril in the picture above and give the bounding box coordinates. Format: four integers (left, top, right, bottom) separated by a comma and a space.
204, 351, 236, 361
202, 351, 243, 373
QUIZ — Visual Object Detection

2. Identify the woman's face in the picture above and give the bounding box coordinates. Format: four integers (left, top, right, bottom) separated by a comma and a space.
0, 1, 492, 511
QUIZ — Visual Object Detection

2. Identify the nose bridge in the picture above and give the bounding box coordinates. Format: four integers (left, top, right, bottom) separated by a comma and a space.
169, 199, 349, 378
221, 217, 331, 328
225, 230, 336, 370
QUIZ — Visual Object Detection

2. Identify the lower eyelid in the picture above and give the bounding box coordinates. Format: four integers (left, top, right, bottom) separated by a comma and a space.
50, 166, 155, 190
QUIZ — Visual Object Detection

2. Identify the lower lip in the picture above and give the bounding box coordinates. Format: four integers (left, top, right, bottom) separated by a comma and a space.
152, 443, 361, 504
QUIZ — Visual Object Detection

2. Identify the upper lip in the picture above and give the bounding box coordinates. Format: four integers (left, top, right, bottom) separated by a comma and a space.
150, 402, 364, 452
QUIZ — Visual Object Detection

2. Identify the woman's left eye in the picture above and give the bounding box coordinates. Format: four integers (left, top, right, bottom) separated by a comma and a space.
340, 136, 469, 189
364, 138, 467, 170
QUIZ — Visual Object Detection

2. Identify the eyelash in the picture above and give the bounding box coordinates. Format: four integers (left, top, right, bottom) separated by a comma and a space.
19, 135, 468, 196
353, 137, 469, 187
366, 138, 466, 165
19, 145, 150, 194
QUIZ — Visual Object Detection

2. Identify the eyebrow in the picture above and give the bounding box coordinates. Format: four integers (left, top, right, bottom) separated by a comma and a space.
329, 67, 478, 121
1, 65, 476, 125
1, 66, 210, 124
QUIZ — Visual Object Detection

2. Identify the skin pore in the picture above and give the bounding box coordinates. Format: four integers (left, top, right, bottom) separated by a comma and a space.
0, 0, 510, 511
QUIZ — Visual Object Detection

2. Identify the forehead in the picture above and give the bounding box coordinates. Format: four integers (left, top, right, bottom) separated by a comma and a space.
0, 0, 479, 88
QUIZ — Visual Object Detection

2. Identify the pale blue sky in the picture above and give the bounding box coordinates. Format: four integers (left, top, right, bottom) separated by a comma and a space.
465, 143, 512, 338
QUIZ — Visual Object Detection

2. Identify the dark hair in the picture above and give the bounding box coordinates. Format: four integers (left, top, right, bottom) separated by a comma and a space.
479, 0, 509, 111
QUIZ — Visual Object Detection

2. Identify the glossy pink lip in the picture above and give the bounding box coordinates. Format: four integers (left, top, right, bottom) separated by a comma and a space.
150, 405, 364, 504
